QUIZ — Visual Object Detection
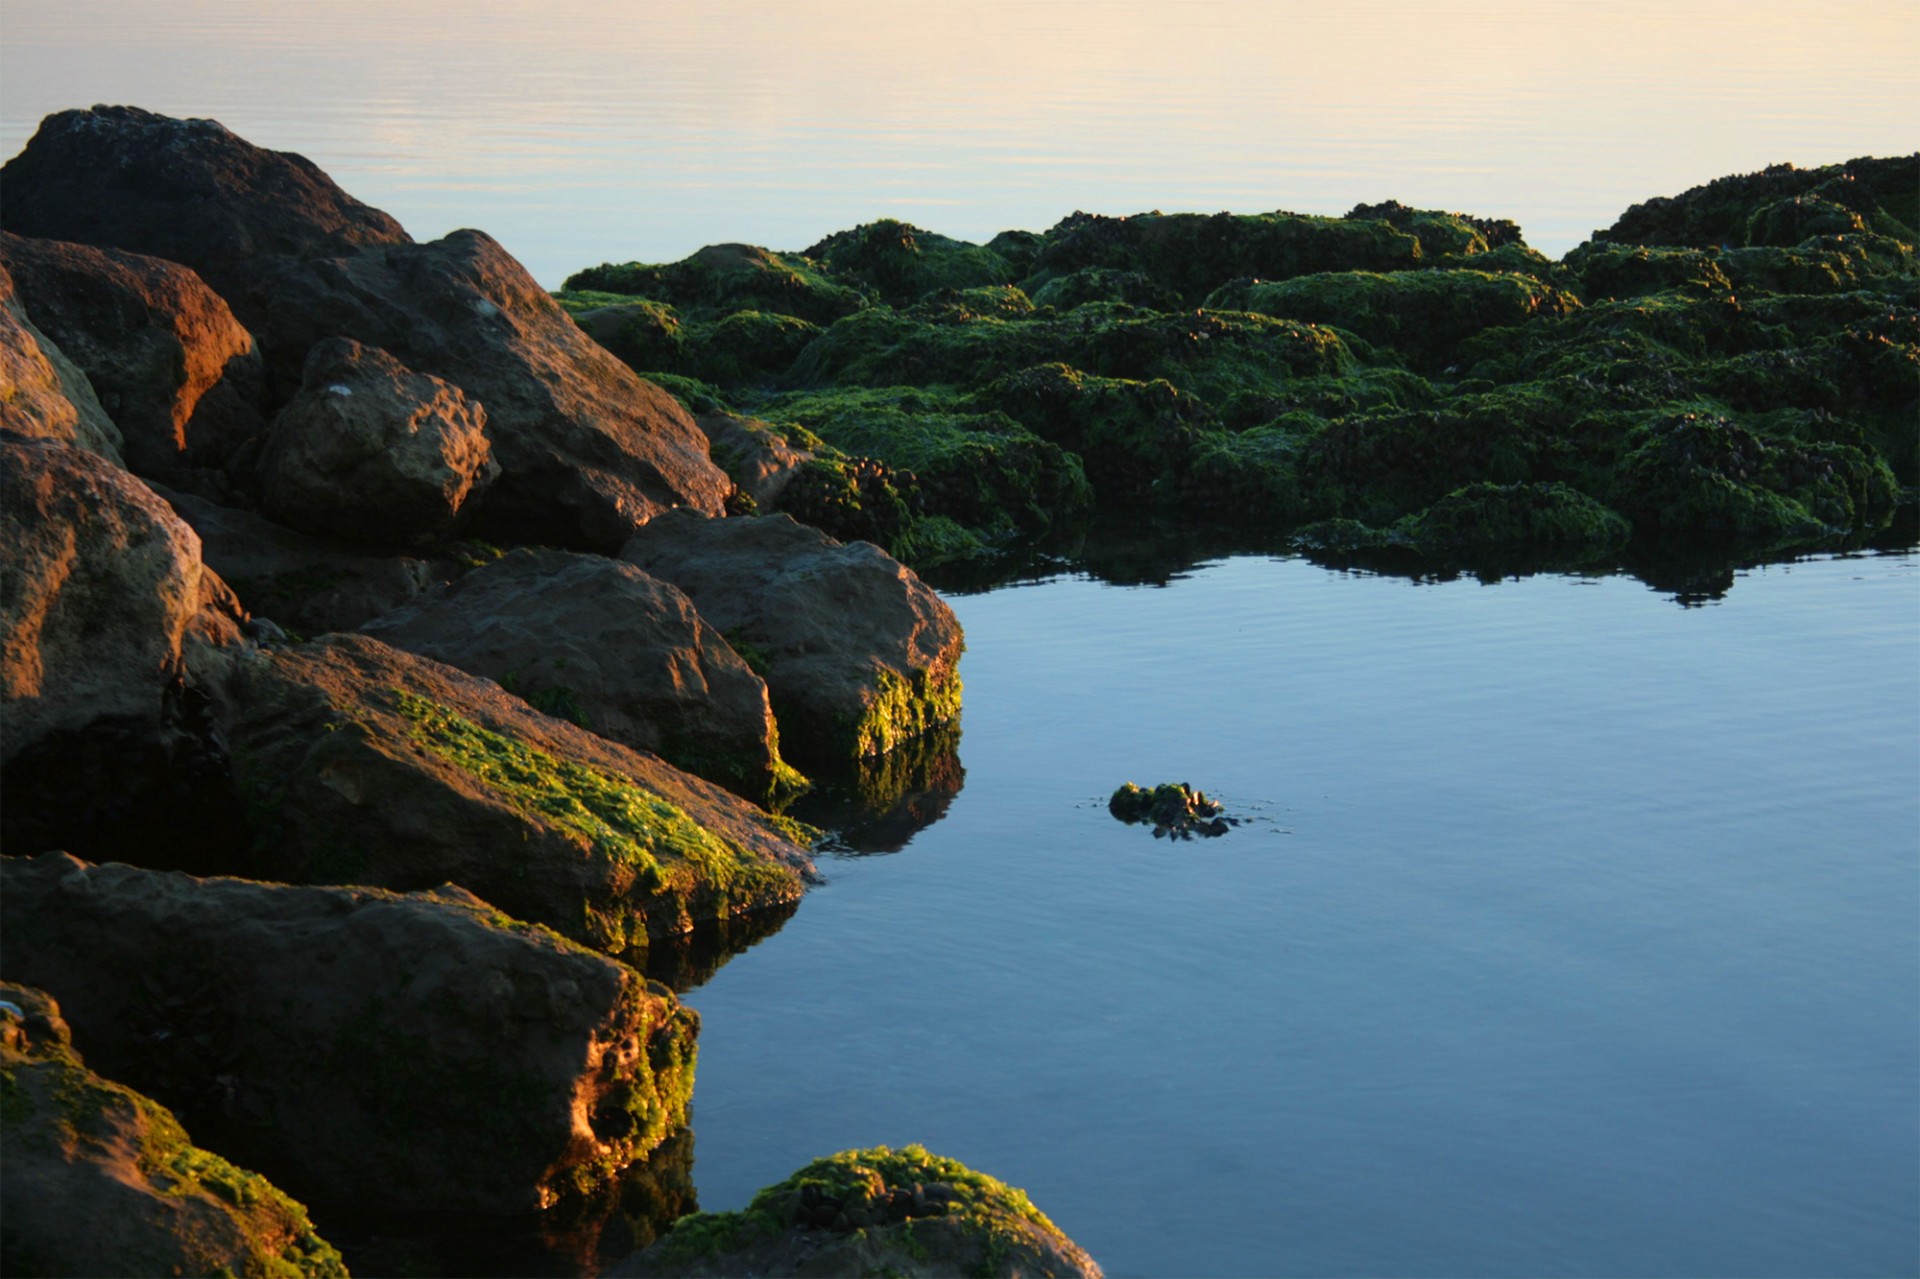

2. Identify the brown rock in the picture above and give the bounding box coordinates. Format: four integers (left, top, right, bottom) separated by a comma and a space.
360, 547, 804, 800
209, 632, 813, 954
0, 230, 266, 490
0, 264, 124, 462
0, 980, 347, 1279
621, 511, 964, 762
0, 104, 410, 297
0, 433, 237, 765
699, 412, 816, 509
0, 852, 698, 1217
258, 337, 497, 543
234, 231, 730, 550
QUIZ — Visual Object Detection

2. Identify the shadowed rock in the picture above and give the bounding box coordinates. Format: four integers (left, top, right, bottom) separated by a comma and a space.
0, 231, 266, 492
621, 511, 963, 763
0, 980, 347, 1279
206, 632, 813, 955
0, 266, 124, 462
257, 337, 498, 544
360, 547, 805, 801
1, 853, 698, 1218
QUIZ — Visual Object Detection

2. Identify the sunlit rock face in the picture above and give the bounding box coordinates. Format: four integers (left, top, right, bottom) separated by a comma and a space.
0, 264, 124, 463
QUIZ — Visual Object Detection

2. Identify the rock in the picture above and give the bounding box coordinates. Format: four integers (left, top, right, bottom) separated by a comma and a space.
1108, 781, 1234, 838
607, 1144, 1101, 1278
230, 230, 730, 551
568, 298, 686, 372
257, 337, 498, 544
209, 632, 812, 954
0, 433, 239, 766
0, 852, 698, 1217
150, 482, 450, 635
565, 242, 871, 326
0, 104, 411, 299
0, 264, 125, 462
697, 411, 816, 509
359, 547, 805, 800
0, 230, 266, 490
803, 220, 1015, 307
0, 980, 346, 1279
620, 511, 963, 762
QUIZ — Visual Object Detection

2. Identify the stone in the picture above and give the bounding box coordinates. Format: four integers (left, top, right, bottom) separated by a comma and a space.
621, 511, 963, 763
0, 264, 124, 462
696, 411, 816, 509
0, 980, 346, 1279
207, 632, 813, 955
0, 433, 239, 766
257, 337, 498, 544
607, 1145, 1101, 1278
0, 104, 411, 299
0, 852, 698, 1217
360, 547, 804, 801
0, 230, 266, 490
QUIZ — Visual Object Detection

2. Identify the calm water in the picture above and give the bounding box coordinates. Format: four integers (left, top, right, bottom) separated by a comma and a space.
687, 548, 1920, 1277
4, 1, 1918, 285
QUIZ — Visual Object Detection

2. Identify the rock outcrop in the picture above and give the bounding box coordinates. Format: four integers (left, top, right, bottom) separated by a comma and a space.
0, 265, 124, 461
0, 433, 239, 765
621, 511, 963, 763
1, 853, 698, 1217
0, 980, 347, 1279
360, 548, 803, 801
257, 337, 497, 543
209, 633, 812, 954
0, 104, 411, 299
0, 230, 266, 490
609, 1145, 1101, 1278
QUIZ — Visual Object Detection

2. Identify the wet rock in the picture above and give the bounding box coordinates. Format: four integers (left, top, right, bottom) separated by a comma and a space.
359, 547, 806, 801
231, 229, 730, 551
0, 264, 124, 462
0, 980, 347, 1279
0, 230, 266, 491
209, 632, 812, 954
0, 852, 698, 1218
256, 337, 498, 544
608, 1144, 1100, 1279
0, 433, 239, 766
1109, 781, 1236, 839
621, 511, 964, 763
0, 103, 411, 297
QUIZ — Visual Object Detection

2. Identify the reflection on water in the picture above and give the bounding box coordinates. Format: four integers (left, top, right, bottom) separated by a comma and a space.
641, 900, 799, 995
786, 722, 967, 855
326, 1126, 695, 1279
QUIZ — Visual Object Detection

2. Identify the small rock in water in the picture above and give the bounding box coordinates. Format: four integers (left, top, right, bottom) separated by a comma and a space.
1108, 781, 1239, 838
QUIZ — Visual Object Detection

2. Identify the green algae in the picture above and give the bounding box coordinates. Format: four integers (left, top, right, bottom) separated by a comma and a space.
684, 310, 822, 385
564, 242, 869, 325
803, 219, 1015, 306
847, 665, 964, 760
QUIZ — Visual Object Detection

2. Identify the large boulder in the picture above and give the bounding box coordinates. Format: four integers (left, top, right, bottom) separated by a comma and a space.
230, 230, 730, 550
360, 548, 804, 801
151, 482, 450, 635
698, 412, 817, 509
0, 104, 411, 298
257, 337, 498, 543
0, 433, 239, 765
209, 632, 812, 955
609, 1145, 1101, 1278
0, 265, 124, 461
0, 852, 699, 1217
621, 511, 963, 763
0, 981, 346, 1279
0, 230, 266, 489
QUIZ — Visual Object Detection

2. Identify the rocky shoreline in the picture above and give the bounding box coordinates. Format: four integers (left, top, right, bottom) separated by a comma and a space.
1, 102, 1912, 1276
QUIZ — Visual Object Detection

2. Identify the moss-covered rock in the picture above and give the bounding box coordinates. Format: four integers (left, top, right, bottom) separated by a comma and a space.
1592, 155, 1918, 249
1029, 267, 1181, 312
563, 296, 688, 372
683, 309, 822, 384
564, 242, 869, 325
0, 982, 347, 1279
803, 219, 1015, 306
608, 1144, 1100, 1278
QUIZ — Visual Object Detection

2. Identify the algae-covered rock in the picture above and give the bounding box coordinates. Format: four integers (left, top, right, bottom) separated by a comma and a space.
0, 981, 347, 1279
803, 219, 1015, 306
1, 853, 699, 1218
212, 633, 812, 954
609, 1144, 1100, 1279
565, 242, 870, 326
1592, 155, 1918, 249
1109, 781, 1233, 839
683, 309, 821, 384
360, 547, 806, 802
564, 296, 687, 374
1402, 480, 1631, 551
621, 511, 963, 762
1029, 267, 1181, 312
1563, 242, 1735, 301
696, 411, 816, 509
